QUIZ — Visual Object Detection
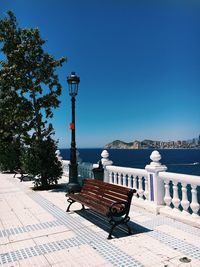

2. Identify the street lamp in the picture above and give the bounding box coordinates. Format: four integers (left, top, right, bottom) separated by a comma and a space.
66, 71, 81, 193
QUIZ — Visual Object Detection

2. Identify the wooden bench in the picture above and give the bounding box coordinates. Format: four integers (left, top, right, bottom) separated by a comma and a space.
66, 178, 136, 239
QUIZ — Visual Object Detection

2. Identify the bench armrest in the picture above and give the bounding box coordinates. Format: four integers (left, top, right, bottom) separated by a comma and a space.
108, 201, 128, 217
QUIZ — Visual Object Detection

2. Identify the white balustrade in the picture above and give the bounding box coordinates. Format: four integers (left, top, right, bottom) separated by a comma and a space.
78, 162, 94, 181
113, 172, 117, 184
159, 172, 200, 216
163, 179, 172, 207
137, 176, 144, 199
172, 182, 181, 211
62, 160, 70, 177
127, 174, 132, 188
122, 174, 126, 186
109, 171, 113, 184
105, 165, 148, 200
190, 185, 200, 217
132, 175, 137, 191
144, 176, 149, 200
145, 151, 167, 206
181, 183, 190, 213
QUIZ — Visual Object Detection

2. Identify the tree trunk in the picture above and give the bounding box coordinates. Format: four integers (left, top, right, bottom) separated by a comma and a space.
41, 174, 48, 187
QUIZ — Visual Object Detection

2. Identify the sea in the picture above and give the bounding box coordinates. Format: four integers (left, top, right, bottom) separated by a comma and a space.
59, 148, 200, 176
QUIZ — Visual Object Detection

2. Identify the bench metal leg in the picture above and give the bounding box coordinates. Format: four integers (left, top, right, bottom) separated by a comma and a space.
124, 216, 132, 235
108, 216, 132, 239
66, 199, 76, 212
125, 222, 132, 235
108, 223, 116, 239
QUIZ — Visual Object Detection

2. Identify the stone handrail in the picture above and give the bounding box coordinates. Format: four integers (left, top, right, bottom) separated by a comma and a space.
158, 171, 200, 218
105, 165, 148, 200
78, 162, 94, 182
61, 159, 94, 182
159, 171, 200, 185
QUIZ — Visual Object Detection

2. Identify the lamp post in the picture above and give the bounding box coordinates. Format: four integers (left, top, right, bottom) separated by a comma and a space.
66, 72, 81, 193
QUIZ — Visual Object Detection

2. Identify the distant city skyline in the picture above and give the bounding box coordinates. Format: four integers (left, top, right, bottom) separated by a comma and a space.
1, 0, 200, 148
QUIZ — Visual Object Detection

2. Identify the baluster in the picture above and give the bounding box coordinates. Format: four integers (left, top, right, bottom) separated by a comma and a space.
144, 176, 149, 200
132, 175, 137, 196
65, 162, 70, 176
89, 168, 93, 178
138, 176, 144, 199
190, 184, 200, 217
109, 171, 113, 184
118, 173, 122, 185
122, 174, 127, 187
127, 174, 132, 188
172, 182, 181, 212
164, 180, 172, 207
113, 172, 117, 185
180, 183, 190, 214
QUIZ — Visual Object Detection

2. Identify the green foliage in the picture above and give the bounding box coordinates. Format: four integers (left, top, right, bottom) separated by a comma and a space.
0, 11, 66, 186
0, 136, 22, 172
22, 138, 63, 187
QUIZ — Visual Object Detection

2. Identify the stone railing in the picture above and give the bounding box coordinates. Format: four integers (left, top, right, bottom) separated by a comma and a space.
158, 171, 200, 218
60, 149, 200, 226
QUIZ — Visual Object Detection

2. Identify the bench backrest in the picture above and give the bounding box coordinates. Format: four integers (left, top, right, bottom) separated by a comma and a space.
81, 178, 134, 207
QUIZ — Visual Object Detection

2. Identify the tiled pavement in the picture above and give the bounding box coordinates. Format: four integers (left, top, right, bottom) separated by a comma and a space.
0, 173, 200, 267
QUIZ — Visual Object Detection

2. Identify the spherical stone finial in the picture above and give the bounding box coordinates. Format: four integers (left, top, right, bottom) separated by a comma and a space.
100, 150, 113, 166
56, 150, 63, 161
145, 150, 167, 172
150, 150, 161, 161
101, 150, 109, 159
150, 150, 161, 166
56, 150, 61, 156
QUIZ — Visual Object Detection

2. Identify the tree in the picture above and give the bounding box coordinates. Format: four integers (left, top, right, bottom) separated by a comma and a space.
0, 11, 66, 186
0, 84, 31, 172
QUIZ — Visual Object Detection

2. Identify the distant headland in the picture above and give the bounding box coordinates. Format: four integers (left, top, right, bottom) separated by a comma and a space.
104, 136, 200, 149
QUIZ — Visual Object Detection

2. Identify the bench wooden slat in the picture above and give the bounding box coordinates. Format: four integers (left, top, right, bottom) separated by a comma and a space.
103, 190, 128, 199
84, 178, 130, 194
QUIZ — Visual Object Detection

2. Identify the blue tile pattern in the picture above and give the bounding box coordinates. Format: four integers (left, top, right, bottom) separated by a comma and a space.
0, 220, 61, 237
0, 238, 82, 264
133, 207, 200, 236
130, 211, 200, 260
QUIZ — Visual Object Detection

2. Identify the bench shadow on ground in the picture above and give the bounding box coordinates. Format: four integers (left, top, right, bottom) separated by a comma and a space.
75, 208, 151, 239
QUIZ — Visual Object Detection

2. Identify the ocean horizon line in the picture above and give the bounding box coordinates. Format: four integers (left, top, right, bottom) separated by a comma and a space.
58, 147, 200, 150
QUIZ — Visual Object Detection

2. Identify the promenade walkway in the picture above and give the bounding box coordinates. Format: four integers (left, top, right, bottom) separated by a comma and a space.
0, 173, 200, 267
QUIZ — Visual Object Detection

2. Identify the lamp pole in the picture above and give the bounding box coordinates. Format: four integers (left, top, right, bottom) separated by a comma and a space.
66, 72, 81, 193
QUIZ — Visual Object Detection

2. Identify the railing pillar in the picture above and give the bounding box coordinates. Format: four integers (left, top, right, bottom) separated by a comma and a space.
100, 150, 113, 183
145, 150, 167, 213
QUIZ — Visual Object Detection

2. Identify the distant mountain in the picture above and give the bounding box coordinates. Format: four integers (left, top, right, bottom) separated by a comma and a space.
104, 140, 134, 149
104, 137, 200, 149
104, 140, 141, 149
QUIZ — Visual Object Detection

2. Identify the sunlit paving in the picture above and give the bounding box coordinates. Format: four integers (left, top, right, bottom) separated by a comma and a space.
0, 170, 200, 266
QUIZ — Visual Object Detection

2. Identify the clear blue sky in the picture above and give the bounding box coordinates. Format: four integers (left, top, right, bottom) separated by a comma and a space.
1, 0, 200, 148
